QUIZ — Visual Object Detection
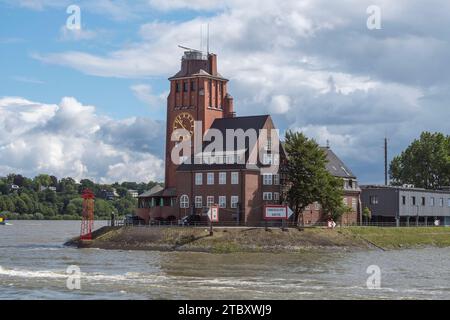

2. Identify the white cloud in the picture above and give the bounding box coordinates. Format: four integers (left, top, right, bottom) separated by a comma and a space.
22, 0, 450, 183
269, 95, 290, 114
0, 96, 165, 183
130, 84, 167, 110
59, 26, 99, 41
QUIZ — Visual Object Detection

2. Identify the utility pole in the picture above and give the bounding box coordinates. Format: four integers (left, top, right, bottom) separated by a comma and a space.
384, 137, 388, 186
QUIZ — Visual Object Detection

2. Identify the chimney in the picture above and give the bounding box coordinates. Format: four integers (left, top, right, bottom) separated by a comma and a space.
224, 94, 235, 118
208, 53, 217, 76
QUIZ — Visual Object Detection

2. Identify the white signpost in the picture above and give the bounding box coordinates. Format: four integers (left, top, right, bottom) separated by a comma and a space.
207, 205, 219, 236
208, 206, 219, 222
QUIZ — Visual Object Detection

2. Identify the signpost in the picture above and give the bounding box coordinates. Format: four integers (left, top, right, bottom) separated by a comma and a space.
264, 205, 294, 231
207, 205, 219, 236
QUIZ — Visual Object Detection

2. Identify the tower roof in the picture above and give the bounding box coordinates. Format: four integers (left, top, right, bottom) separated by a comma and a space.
169, 51, 228, 80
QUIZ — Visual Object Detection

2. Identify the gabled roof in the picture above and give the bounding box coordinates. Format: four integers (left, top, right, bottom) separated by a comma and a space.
321, 147, 356, 179
177, 115, 277, 172
209, 115, 270, 134
138, 185, 163, 198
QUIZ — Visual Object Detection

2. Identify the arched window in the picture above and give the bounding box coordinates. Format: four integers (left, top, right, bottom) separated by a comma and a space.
180, 195, 189, 208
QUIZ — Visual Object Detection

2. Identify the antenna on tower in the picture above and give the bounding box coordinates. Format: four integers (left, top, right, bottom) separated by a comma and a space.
207, 23, 210, 55
200, 25, 203, 52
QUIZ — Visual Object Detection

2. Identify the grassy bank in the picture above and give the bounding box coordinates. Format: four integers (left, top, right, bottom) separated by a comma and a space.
341, 227, 450, 249
66, 226, 450, 253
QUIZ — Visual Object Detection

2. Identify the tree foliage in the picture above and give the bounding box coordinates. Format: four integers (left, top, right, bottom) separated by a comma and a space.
0, 174, 162, 220
284, 131, 346, 225
390, 132, 450, 189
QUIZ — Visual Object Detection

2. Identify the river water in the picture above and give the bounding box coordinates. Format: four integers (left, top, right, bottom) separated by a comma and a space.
1, 221, 450, 300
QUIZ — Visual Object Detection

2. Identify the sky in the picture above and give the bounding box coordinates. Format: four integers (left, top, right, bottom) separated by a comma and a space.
0, 0, 449, 184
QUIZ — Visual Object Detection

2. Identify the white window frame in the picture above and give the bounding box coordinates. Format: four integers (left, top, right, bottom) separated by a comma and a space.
273, 174, 280, 185
274, 192, 280, 201
231, 172, 239, 185
207, 196, 214, 208
263, 192, 272, 201
195, 196, 203, 208
263, 174, 273, 185
219, 196, 226, 208
219, 172, 226, 185
195, 173, 203, 185
231, 196, 239, 209
180, 195, 189, 208
207, 172, 214, 185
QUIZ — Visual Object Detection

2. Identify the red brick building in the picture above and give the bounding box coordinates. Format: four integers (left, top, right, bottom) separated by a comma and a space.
136, 50, 360, 226
136, 50, 284, 225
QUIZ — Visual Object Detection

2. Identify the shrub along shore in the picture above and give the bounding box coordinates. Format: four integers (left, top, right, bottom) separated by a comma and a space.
65, 226, 450, 253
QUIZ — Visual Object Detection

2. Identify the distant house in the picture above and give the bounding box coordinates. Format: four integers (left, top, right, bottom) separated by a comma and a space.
9, 184, 20, 192
301, 147, 361, 226
102, 188, 119, 201
361, 185, 450, 226
39, 185, 57, 192
128, 190, 139, 198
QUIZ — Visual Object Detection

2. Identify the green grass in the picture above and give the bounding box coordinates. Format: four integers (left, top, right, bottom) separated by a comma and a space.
342, 227, 450, 249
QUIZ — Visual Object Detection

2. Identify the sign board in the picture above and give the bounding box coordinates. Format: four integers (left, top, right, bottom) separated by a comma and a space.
264, 205, 287, 220
208, 205, 219, 222
264, 205, 294, 220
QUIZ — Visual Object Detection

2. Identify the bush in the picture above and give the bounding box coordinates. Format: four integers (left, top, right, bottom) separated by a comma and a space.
33, 212, 45, 220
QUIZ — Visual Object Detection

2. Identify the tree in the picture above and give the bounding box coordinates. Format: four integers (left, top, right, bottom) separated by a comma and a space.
390, 132, 450, 189
318, 173, 347, 222
59, 177, 77, 194
34, 174, 52, 189
363, 207, 372, 225
284, 131, 344, 227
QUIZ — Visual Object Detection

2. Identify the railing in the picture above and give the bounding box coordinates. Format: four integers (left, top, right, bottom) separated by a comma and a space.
106, 219, 448, 229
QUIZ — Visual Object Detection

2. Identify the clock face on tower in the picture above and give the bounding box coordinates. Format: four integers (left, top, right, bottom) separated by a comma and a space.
172, 112, 195, 138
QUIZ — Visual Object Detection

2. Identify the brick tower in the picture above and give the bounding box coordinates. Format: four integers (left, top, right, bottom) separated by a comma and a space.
165, 50, 234, 188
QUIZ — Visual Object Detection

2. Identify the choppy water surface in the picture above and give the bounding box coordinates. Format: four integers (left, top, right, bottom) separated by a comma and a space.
1, 221, 450, 300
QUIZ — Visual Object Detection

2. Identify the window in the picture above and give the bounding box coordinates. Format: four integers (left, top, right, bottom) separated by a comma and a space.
266, 138, 272, 151
411, 196, 416, 206
274, 174, 280, 185
263, 174, 273, 185
263, 192, 272, 201
314, 202, 321, 210
402, 196, 406, 205
207, 172, 214, 185
352, 198, 358, 211
349, 179, 354, 189
176, 82, 180, 92
180, 195, 189, 208
274, 192, 280, 201
431, 197, 435, 207
440, 198, 444, 207
231, 196, 239, 209
207, 196, 214, 208
342, 197, 348, 206
219, 172, 226, 185
262, 153, 272, 165
448, 198, 450, 207
191, 81, 196, 91
231, 172, 239, 184
370, 196, 378, 205
421, 197, 426, 206
195, 196, 203, 208
183, 81, 188, 92
219, 196, 226, 208
195, 173, 203, 185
